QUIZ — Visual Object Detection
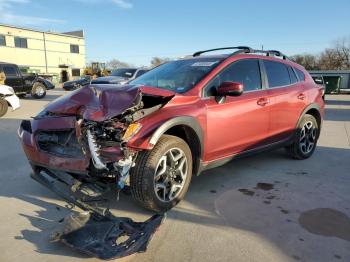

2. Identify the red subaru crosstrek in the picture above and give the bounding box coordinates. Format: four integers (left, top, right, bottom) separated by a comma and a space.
19, 47, 324, 212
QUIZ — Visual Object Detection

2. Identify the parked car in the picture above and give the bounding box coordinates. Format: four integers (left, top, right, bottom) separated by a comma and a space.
91, 68, 148, 85
19, 46, 324, 213
0, 62, 55, 99
0, 84, 20, 117
62, 76, 91, 91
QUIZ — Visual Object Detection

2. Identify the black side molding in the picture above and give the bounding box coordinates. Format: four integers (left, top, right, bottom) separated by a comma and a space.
149, 116, 204, 159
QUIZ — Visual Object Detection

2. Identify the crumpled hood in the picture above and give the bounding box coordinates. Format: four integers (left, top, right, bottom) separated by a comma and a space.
45, 84, 175, 122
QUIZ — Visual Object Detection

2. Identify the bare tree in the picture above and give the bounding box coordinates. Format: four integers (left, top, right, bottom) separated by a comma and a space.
318, 48, 343, 70
150, 57, 170, 67
333, 37, 350, 69
291, 54, 320, 70
292, 36, 350, 70
107, 59, 132, 69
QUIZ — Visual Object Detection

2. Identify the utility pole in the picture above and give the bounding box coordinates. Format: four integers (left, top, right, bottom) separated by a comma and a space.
43, 32, 48, 73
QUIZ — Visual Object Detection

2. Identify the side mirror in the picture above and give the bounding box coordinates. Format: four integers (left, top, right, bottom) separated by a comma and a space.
217, 82, 244, 97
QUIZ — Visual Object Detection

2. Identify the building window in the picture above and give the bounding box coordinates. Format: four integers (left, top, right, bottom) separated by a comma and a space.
72, 69, 81, 77
0, 35, 6, 46
70, 44, 79, 53
14, 37, 28, 48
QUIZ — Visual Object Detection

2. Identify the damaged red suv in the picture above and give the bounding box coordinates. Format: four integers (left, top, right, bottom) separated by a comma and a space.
19, 47, 324, 212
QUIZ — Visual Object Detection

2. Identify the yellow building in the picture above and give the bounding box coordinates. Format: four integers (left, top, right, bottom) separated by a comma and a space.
0, 23, 86, 83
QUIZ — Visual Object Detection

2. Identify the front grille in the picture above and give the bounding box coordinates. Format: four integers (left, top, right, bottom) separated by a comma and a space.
36, 129, 84, 158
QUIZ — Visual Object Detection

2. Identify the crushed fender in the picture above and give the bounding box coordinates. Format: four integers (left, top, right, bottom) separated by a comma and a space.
31, 170, 165, 260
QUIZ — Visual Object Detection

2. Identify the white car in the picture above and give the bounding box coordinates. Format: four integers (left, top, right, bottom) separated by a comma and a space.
0, 84, 20, 117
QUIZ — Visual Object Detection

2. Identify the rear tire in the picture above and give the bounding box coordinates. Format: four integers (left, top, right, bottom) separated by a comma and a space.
31, 82, 46, 99
285, 114, 319, 159
0, 98, 8, 117
130, 135, 192, 213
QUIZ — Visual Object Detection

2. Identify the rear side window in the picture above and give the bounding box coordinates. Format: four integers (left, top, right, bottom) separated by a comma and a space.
295, 69, 305, 81
288, 66, 298, 84
3, 66, 18, 76
264, 60, 290, 88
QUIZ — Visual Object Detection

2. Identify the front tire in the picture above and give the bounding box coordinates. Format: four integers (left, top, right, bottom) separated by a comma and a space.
31, 82, 46, 99
130, 135, 192, 212
285, 114, 319, 159
0, 98, 9, 117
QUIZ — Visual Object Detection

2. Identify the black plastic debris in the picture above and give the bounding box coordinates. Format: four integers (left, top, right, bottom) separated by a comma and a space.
31, 170, 165, 260
52, 211, 163, 260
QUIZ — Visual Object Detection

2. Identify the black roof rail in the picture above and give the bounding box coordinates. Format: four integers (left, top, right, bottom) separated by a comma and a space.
253, 49, 289, 60
266, 50, 289, 60
192, 46, 289, 60
193, 46, 253, 57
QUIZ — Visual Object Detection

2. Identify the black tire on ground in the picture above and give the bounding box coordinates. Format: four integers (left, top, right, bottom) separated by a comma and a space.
31, 82, 46, 99
0, 98, 8, 117
130, 135, 193, 213
285, 114, 319, 160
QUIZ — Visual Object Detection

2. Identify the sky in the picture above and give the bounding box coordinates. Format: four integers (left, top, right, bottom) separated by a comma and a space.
0, 0, 350, 66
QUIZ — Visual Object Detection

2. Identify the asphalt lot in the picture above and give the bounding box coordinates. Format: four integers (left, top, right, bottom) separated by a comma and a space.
0, 89, 349, 262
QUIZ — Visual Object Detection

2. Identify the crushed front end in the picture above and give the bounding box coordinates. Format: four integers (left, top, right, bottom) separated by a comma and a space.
18, 84, 173, 259
19, 84, 174, 196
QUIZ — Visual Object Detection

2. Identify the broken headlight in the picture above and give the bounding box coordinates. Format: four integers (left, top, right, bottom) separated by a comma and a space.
122, 122, 142, 142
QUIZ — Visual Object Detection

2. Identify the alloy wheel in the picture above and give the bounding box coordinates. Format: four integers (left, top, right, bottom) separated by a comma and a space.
154, 147, 188, 202
299, 121, 317, 154
36, 86, 45, 97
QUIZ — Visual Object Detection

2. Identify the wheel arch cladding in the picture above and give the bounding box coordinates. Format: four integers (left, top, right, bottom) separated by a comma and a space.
149, 116, 204, 176
298, 104, 322, 138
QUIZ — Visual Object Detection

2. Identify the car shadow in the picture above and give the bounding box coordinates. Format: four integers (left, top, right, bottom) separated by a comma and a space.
14, 195, 90, 259
325, 98, 350, 106
324, 107, 350, 121
19, 94, 62, 102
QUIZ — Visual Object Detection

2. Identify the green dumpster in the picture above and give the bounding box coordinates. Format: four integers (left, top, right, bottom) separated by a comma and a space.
323, 76, 341, 94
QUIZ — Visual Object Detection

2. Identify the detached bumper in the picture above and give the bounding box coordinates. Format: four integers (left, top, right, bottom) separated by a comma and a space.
5, 94, 20, 111
31, 168, 164, 260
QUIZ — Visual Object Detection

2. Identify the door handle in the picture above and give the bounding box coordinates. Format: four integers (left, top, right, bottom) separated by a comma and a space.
297, 93, 306, 100
257, 98, 270, 106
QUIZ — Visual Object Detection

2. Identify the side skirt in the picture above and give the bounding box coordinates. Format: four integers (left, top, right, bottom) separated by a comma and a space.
198, 137, 293, 174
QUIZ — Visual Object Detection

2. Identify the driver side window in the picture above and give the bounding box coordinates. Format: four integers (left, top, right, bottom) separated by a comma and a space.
204, 59, 262, 97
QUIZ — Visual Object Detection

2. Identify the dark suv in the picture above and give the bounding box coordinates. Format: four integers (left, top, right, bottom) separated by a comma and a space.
19, 47, 324, 212
0, 62, 55, 99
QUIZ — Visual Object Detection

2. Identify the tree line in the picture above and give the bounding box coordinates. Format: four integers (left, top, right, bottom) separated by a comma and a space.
105, 56, 170, 69
291, 37, 350, 70
104, 37, 350, 71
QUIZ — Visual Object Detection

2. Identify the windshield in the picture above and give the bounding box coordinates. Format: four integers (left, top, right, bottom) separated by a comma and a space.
111, 68, 137, 78
129, 58, 222, 93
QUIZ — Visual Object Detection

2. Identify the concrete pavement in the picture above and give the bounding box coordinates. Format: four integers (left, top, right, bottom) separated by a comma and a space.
0, 90, 349, 262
